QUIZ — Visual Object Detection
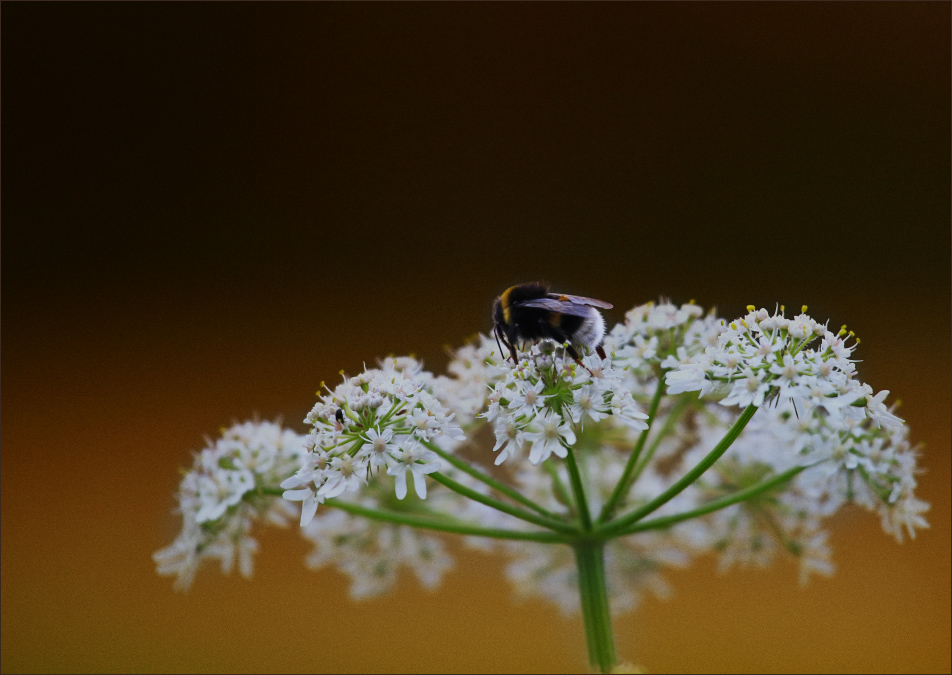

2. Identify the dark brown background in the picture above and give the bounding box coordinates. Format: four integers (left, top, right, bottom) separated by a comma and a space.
2, 3, 949, 673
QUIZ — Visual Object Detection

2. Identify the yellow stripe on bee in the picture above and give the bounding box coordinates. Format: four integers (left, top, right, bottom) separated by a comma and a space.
501, 286, 514, 323
549, 311, 562, 327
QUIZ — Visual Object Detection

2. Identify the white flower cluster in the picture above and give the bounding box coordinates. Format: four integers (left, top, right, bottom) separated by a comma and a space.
649, 402, 835, 583
458, 301, 926, 607
481, 343, 649, 466
302, 500, 455, 600
656, 305, 926, 533
281, 358, 464, 527
601, 300, 724, 375
155, 298, 928, 619
664, 306, 899, 425
431, 335, 499, 426
645, 391, 927, 585
299, 469, 501, 599
153, 421, 307, 591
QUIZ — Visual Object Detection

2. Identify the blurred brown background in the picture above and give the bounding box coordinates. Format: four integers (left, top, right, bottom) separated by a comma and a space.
2, 3, 949, 673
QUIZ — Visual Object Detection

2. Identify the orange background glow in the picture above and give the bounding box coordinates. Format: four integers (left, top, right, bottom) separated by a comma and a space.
2, 4, 949, 673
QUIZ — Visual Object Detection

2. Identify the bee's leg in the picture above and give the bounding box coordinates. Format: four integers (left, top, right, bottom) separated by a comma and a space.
495, 325, 517, 364
493, 326, 506, 361
565, 343, 595, 375
538, 319, 592, 374
596, 344, 607, 360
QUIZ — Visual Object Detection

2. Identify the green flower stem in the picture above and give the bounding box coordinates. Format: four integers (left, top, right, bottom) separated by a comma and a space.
599, 375, 667, 523
257, 487, 571, 543
629, 394, 692, 484
430, 471, 578, 534
422, 440, 565, 522
574, 541, 617, 673
324, 499, 573, 543
544, 460, 575, 514
564, 447, 593, 531
597, 403, 759, 536
615, 465, 807, 535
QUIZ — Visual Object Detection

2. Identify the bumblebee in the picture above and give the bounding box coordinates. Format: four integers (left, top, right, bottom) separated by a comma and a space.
492, 282, 613, 364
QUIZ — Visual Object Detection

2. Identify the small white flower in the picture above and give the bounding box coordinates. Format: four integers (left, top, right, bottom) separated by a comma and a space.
665, 361, 710, 396
386, 443, 441, 499
360, 426, 399, 471
283, 487, 324, 527
768, 352, 805, 399
568, 384, 610, 428
318, 456, 367, 499
506, 379, 549, 418
408, 408, 438, 439
864, 389, 904, 429
491, 418, 528, 465
609, 390, 650, 431
524, 410, 576, 465
879, 495, 930, 543
480, 383, 507, 422
753, 335, 784, 363
721, 368, 770, 408
790, 376, 848, 416
613, 334, 658, 371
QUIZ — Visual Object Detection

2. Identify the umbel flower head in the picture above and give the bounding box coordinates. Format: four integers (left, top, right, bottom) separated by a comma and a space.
155, 298, 928, 668
153, 421, 306, 591
280, 357, 464, 527
480, 340, 649, 466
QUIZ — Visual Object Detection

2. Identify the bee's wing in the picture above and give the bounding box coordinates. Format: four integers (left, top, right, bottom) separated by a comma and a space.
517, 297, 600, 318
547, 293, 613, 310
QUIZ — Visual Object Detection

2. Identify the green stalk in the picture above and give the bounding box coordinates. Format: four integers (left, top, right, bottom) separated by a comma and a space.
564, 447, 593, 531
598, 403, 759, 535
544, 460, 575, 514
615, 465, 806, 535
422, 440, 564, 522
430, 471, 578, 534
629, 395, 692, 484
257, 487, 571, 542
324, 499, 573, 543
574, 542, 617, 673
599, 374, 667, 523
